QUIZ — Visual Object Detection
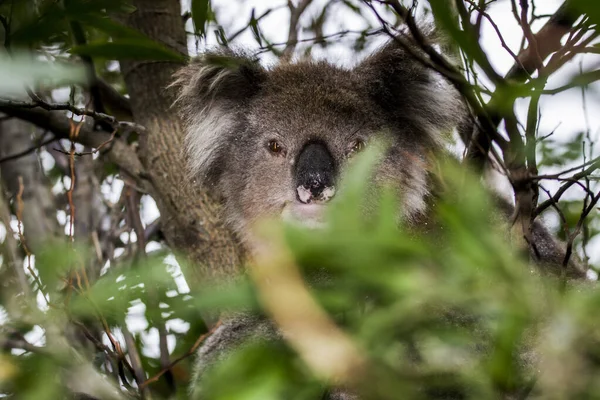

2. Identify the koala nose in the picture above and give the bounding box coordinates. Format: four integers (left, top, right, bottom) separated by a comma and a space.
295, 142, 336, 204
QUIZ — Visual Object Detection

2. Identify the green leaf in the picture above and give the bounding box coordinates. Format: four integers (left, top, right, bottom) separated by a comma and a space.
0, 52, 86, 96
571, 0, 600, 26
249, 9, 263, 47
73, 14, 146, 39
64, 0, 136, 15
191, 0, 211, 38
35, 241, 89, 293
70, 39, 187, 62
8, 2, 69, 46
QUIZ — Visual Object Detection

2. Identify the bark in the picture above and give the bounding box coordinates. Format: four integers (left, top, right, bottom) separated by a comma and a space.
72, 147, 106, 282
0, 186, 30, 298
117, 0, 243, 316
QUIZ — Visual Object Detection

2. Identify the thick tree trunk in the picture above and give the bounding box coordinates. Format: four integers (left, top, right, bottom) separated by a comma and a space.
118, 0, 243, 308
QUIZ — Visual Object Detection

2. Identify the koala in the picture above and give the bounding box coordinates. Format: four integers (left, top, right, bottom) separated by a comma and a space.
172, 36, 586, 398
172, 39, 465, 252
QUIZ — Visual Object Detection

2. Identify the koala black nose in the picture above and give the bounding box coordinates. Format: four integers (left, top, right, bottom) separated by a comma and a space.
295, 142, 336, 204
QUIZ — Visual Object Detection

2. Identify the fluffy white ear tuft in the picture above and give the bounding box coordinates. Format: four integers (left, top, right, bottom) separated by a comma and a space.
182, 104, 234, 183
171, 50, 267, 186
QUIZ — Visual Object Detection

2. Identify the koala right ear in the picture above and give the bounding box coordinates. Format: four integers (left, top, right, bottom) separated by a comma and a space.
171, 50, 267, 187
355, 34, 467, 146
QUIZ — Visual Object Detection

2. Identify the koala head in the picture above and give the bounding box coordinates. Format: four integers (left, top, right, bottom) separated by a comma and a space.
172, 40, 466, 248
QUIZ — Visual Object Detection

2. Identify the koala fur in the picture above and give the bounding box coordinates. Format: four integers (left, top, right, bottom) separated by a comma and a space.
172, 36, 586, 398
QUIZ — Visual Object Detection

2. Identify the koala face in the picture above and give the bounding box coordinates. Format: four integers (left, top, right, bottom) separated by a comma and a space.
233, 66, 383, 231
173, 41, 465, 247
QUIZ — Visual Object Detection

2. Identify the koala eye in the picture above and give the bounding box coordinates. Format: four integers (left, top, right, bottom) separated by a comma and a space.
267, 140, 284, 155
349, 139, 365, 155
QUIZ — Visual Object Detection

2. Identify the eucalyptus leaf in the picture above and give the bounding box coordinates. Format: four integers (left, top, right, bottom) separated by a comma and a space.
191, 0, 211, 37
0, 52, 86, 96
71, 39, 187, 62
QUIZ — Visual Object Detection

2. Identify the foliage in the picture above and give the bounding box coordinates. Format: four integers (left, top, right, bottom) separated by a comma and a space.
0, 0, 599, 399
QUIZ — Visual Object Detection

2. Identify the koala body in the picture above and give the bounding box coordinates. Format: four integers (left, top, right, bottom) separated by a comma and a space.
173, 40, 465, 252
173, 36, 586, 398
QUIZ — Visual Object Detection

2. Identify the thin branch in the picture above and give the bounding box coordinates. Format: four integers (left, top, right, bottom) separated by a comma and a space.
0, 184, 31, 297
227, 5, 287, 43
453, 0, 504, 85
256, 28, 382, 54
507, 0, 581, 81
562, 190, 600, 268
533, 154, 600, 181
144, 218, 162, 243
364, 0, 509, 165
465, 0, 521, 67
534, 157, 600, 217
282, 0, 314, 60
140, 320, 223, 388
0, 336, 48, 355
123, 329, 151, 400
69, 19, 109, 128
541, 68, 600, 95
515, 0, 544, 74
0, 134, 57, 164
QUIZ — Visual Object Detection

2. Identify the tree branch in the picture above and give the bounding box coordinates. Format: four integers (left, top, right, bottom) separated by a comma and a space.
0, 105, 148, 184
0, 98, 144, 133
282, 0, 314, 60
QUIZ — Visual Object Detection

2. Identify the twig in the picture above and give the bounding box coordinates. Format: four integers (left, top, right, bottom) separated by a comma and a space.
140, 320, 223, 388
464, 0, 522, 67
282, 0, 314, 60
562, 190, 600, 269
228, 5, 287, 43
534, 157, 600, 217
541, 70, 600, 95
15, 177, 49, 305
0, 134, 57, 164
124, 329, 151, 400
532, 154, 600, 181
144, 218, 162, 243
256, 28, 382, 54
0, 336, 49, 355
0, 184, 31, 296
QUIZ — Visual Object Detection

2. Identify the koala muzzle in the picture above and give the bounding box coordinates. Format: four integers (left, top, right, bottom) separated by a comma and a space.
295, 142, 336, 204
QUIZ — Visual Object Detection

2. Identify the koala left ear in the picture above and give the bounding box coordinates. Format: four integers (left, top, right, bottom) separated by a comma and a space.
355, 34, 467, 143
171, 49, 267, 188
